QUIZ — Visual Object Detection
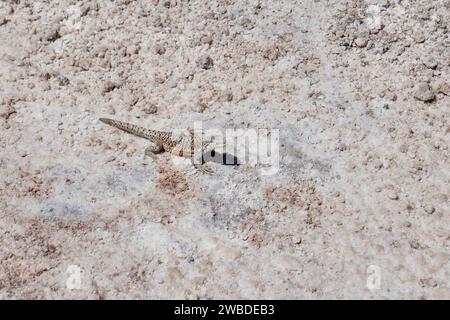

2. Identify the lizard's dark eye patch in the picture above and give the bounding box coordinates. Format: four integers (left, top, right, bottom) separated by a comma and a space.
203, 150, 240, 166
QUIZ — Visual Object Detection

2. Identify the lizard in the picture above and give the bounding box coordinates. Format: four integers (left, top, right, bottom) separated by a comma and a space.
99, 118, 215, 174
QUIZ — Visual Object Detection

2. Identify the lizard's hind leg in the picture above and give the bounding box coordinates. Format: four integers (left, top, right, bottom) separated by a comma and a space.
145, 142, 164, 160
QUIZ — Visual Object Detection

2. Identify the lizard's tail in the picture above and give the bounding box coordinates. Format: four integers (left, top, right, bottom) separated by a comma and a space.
99, 118, 151, 139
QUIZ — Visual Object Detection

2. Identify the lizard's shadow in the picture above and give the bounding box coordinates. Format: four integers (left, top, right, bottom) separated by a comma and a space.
202, 150, 241, 166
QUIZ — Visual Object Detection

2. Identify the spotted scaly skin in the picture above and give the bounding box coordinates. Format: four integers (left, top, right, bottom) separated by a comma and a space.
99, 118, 214, 174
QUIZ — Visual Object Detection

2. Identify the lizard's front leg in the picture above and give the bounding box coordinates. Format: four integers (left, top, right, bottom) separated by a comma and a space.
193, 161, 215, 174
144, 142, 164, 160
192, 148, 215, 175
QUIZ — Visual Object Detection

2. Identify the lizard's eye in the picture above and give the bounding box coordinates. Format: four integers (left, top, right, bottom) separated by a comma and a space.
210, 149, 215, 157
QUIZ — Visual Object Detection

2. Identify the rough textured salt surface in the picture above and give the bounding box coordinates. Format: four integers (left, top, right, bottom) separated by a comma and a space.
0, 0, 449, 299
